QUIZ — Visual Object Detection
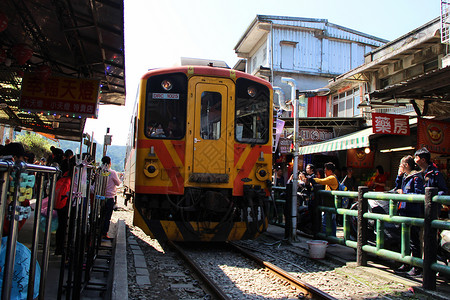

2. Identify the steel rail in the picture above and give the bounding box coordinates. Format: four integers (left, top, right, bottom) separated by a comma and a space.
228, 241, 336, 300
166, 240, 231, 300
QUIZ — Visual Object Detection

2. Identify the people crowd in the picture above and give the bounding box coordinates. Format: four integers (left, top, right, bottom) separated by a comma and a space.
0, 140, 123, 256
273, 147, 448, 278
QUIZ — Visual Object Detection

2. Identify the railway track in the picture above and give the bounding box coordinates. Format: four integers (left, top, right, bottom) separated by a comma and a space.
167, 240, 336, 300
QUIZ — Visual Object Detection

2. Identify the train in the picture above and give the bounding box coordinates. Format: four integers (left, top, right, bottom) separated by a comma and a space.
123, 62, 273, 241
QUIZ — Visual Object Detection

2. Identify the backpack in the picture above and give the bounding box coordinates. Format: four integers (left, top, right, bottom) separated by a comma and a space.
337, 179, 349, 208
338, 182, 347, 192
54, 175, 71, 209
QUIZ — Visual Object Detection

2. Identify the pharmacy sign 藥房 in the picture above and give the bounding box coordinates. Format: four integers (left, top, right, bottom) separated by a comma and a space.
372, 113, 410, 135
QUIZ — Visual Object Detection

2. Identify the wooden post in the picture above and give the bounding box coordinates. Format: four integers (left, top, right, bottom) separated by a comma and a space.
357, 186, 369, 266
423, 187, 438, 290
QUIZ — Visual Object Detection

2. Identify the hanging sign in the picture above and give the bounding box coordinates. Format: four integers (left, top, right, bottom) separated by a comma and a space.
299, 128, 333, 146
417, 118, 450, 154
20, 73, 100, 118
372, 113, 410, 135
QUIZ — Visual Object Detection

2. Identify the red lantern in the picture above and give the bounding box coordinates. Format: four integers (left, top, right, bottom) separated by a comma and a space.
12, 43, 33, 65
0, 13, 8, 32
0, 49, 6, 64
38, 65, 52, 81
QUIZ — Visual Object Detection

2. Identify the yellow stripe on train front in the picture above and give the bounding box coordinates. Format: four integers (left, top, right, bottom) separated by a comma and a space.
226, 222, 247, 240
164, 140, 183, 166
133, 207, 155, 238
159, 220, 263, 241
160, 220, 185, 241
235, 146, 252, 170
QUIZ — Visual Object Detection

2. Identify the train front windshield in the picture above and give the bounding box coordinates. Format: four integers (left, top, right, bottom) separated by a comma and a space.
235, 78, 270, 144
144, 73, 188, 139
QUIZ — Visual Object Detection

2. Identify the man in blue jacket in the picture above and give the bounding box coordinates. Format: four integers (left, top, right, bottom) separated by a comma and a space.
414, 147, 448, 196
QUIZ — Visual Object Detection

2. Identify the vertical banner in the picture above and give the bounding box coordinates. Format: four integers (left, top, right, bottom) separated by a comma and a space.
347, 148, 375, 168
274, 119, 285, 151
417, 118, 450, 154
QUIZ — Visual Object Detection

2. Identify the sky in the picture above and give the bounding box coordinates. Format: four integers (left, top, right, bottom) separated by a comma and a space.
84, 0, 441, 146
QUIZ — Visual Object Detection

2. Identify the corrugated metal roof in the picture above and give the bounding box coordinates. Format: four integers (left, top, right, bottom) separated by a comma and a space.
235, 14, 388, 53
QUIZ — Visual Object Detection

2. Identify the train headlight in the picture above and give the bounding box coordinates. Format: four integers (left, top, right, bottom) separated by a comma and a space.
161, 79, 173, 91
144, 162, 159, 178
256, 167, 269, 181
247, 86, 257, 98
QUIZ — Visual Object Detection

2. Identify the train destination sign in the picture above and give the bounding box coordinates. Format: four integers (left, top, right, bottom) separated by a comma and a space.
20, 73, 100, 118
152, 93, 180, 100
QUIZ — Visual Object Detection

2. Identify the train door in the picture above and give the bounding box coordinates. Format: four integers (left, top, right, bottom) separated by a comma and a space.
190, 78, 232, 177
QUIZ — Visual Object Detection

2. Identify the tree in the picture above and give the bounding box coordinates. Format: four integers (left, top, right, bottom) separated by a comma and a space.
15, 132, 56, 162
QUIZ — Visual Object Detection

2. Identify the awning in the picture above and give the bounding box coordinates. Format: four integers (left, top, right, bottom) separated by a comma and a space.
298, 127, 374, 155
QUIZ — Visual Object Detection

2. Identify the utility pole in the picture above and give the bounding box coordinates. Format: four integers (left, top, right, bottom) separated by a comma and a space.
280, 77, 330, 242
103, 127, 111, 157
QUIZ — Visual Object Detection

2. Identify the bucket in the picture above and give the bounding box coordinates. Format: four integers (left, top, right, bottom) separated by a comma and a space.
307, 240, 328, 259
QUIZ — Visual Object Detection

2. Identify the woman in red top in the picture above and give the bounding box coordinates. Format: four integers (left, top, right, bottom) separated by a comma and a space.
369, 165, 387, 191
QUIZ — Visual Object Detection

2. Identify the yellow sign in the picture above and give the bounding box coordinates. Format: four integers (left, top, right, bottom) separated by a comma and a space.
20, 73, 100, 118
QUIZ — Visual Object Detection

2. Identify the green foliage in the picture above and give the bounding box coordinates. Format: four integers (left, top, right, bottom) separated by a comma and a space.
15, 132, 57, 161
59, 140, 126, 172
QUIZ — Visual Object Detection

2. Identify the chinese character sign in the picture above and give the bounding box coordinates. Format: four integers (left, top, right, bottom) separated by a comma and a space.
279, 138, 292, 154
417, 118, 450, 154
20, 73, 100, 118
372, 113, 410, 135
299, 128, 333, 146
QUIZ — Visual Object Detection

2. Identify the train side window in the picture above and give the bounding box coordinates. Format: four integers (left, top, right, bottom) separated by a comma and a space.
200, 91, 222, 140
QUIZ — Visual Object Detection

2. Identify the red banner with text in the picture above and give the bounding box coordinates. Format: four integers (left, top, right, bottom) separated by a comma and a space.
372, 113, 410, 135
20, 73, 100, 118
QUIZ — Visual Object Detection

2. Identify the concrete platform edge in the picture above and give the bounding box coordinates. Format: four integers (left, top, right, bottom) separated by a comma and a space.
112, 220, 128, 300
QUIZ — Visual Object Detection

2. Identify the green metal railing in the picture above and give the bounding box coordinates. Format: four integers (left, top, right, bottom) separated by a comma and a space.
315, 186, 450, 291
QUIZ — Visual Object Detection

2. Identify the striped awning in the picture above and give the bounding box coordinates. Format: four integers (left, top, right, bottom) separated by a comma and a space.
298, 127, 373, 155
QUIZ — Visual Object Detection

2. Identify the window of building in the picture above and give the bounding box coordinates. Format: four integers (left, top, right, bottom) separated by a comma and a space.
332, 88, 360, 117
280, 42, 296, 70
353, 88, 361, 116
252, 56, 257, 73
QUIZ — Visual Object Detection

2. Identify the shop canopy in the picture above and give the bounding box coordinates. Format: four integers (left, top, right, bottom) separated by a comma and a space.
298, 127, 374, 155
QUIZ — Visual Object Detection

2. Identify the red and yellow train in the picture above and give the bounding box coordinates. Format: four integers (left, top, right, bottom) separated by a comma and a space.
123, 64, 273, 241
